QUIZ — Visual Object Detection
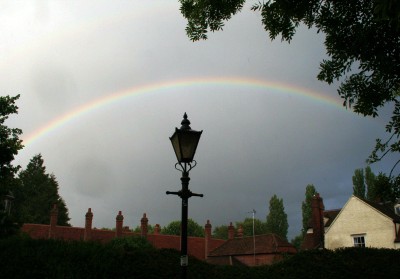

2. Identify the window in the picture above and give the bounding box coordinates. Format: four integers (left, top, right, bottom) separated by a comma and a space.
353, 235, 365, 247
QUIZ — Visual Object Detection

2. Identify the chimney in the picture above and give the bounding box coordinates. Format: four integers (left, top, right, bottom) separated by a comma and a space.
115, 211, 124, 238
141, 213, 149, 238
154, 224, 161, 235
204, 220, 212, 259
237, 225, 243, 238
84, 208, 93, 241
49, 204, 58, 239
311, 193, 325, 248
228, 222, 235, 240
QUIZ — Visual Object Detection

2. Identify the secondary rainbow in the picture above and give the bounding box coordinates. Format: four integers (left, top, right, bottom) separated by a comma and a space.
22, 76, 345, 147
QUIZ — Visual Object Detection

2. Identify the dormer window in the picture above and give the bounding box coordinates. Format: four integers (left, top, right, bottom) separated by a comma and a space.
353, 234, 366, 248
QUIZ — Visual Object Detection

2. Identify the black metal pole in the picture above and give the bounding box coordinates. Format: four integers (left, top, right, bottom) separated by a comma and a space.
180, 171, 190, 279
166, 166, 203, 279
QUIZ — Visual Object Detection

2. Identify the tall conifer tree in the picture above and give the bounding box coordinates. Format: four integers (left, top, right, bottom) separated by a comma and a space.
265, 194, 288, 240
352, 169, 366, 198
14, 154, 70, 226
301, 184, 317, 235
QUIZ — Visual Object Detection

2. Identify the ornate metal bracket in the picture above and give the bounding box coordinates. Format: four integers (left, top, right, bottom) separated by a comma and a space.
174, 160, 197, 174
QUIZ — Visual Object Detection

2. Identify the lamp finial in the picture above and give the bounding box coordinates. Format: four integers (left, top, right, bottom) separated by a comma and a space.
180, 112, 191, 130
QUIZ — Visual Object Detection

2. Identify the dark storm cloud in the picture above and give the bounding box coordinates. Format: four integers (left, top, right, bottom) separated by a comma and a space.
2, 1, 392, 240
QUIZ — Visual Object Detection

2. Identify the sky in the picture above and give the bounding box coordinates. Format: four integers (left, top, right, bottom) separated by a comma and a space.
1, 0, 395, 240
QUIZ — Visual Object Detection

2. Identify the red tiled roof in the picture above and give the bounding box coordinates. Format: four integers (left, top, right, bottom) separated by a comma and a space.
323, 209, 341, 227
209, 234, 296, 257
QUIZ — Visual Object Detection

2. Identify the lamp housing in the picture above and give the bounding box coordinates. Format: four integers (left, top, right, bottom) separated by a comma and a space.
170, 113, 202, 163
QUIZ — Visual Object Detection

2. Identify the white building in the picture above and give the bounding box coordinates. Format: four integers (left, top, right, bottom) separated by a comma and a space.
325, 196, 400, 249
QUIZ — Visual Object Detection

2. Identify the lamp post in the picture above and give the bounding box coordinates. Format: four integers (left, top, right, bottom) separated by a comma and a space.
167, 113, 203, 279
2, 191, 14, 216
1, 191, 14, 226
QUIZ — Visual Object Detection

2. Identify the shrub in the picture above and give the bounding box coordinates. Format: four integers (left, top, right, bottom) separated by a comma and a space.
108, 235, 155, 252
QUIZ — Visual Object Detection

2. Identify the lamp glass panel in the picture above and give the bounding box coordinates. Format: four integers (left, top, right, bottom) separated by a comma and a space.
180, 132, 197, 161
170, 131, 182, 162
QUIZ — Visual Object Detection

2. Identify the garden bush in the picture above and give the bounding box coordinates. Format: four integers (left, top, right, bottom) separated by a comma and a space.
0, 236, 399, 279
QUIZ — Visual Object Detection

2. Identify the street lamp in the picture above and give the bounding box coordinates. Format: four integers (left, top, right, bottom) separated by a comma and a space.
167, 113, 203, 279
1, 191, 14, 226
2, 191, 14, 216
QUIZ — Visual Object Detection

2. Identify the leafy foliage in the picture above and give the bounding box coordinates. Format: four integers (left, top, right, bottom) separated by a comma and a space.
351, 166, 398, 202
365, 166, 376, 200
161, 219, 205, 237
0, 94, 23, 238
352, 168, 366, 198
179, 0, 246, 41
265, 194, 288, 240
290, 234, 303, 251
213, 224, 229, 239
132, 224, 154, 234
13, 154, 70, 225
179, 0, 400, 178
373, 172, 397, 203
1, 237, 399, 278
0, 95, 23, 189
235, 217, 268, 237
109, 235, 155, 252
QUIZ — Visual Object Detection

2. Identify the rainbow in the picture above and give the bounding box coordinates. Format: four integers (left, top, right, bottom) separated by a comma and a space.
21, 76, 345, 147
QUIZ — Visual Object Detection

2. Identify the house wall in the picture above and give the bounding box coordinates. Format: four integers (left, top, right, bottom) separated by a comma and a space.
325, 197, 397, 249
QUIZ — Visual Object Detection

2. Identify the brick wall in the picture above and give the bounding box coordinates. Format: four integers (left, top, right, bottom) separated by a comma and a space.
20, 207, 227, 261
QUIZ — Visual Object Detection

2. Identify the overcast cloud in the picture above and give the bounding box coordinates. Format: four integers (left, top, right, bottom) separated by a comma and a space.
1, 0, 394, 240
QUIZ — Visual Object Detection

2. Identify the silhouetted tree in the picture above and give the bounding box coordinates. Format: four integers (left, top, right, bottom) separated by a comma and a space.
372, 173, 395, 203
352, 169, 366, 198
235, 217, 268, 237
0, 94, 23, 237
0, 95, 23, 191
213, 224, 228, 239
365, 166, 376, 200
301, 184, 317, 235
291, 234, 303, 251
265, 194, 288, 240
161, 219, 204, 237
14, 154, 70, 226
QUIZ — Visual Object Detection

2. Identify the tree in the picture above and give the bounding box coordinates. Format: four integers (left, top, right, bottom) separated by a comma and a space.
301, 184, 317, 235
133, 224, 154, 234
391, 175, 400, 200
235, 217, 268, 237
350, 166, 398, 203
365, 166, 376, 200
291, 234, 303, 251
213, 224, 228, 239
352, 169, 365, 198
0, 94, 23, 238
372, 172, 396, 203
265, 194, 288, 240
14, 154, 70, 226
0, 95, 23, 191
161, 219, 204, 237
179, 0, 400, 177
